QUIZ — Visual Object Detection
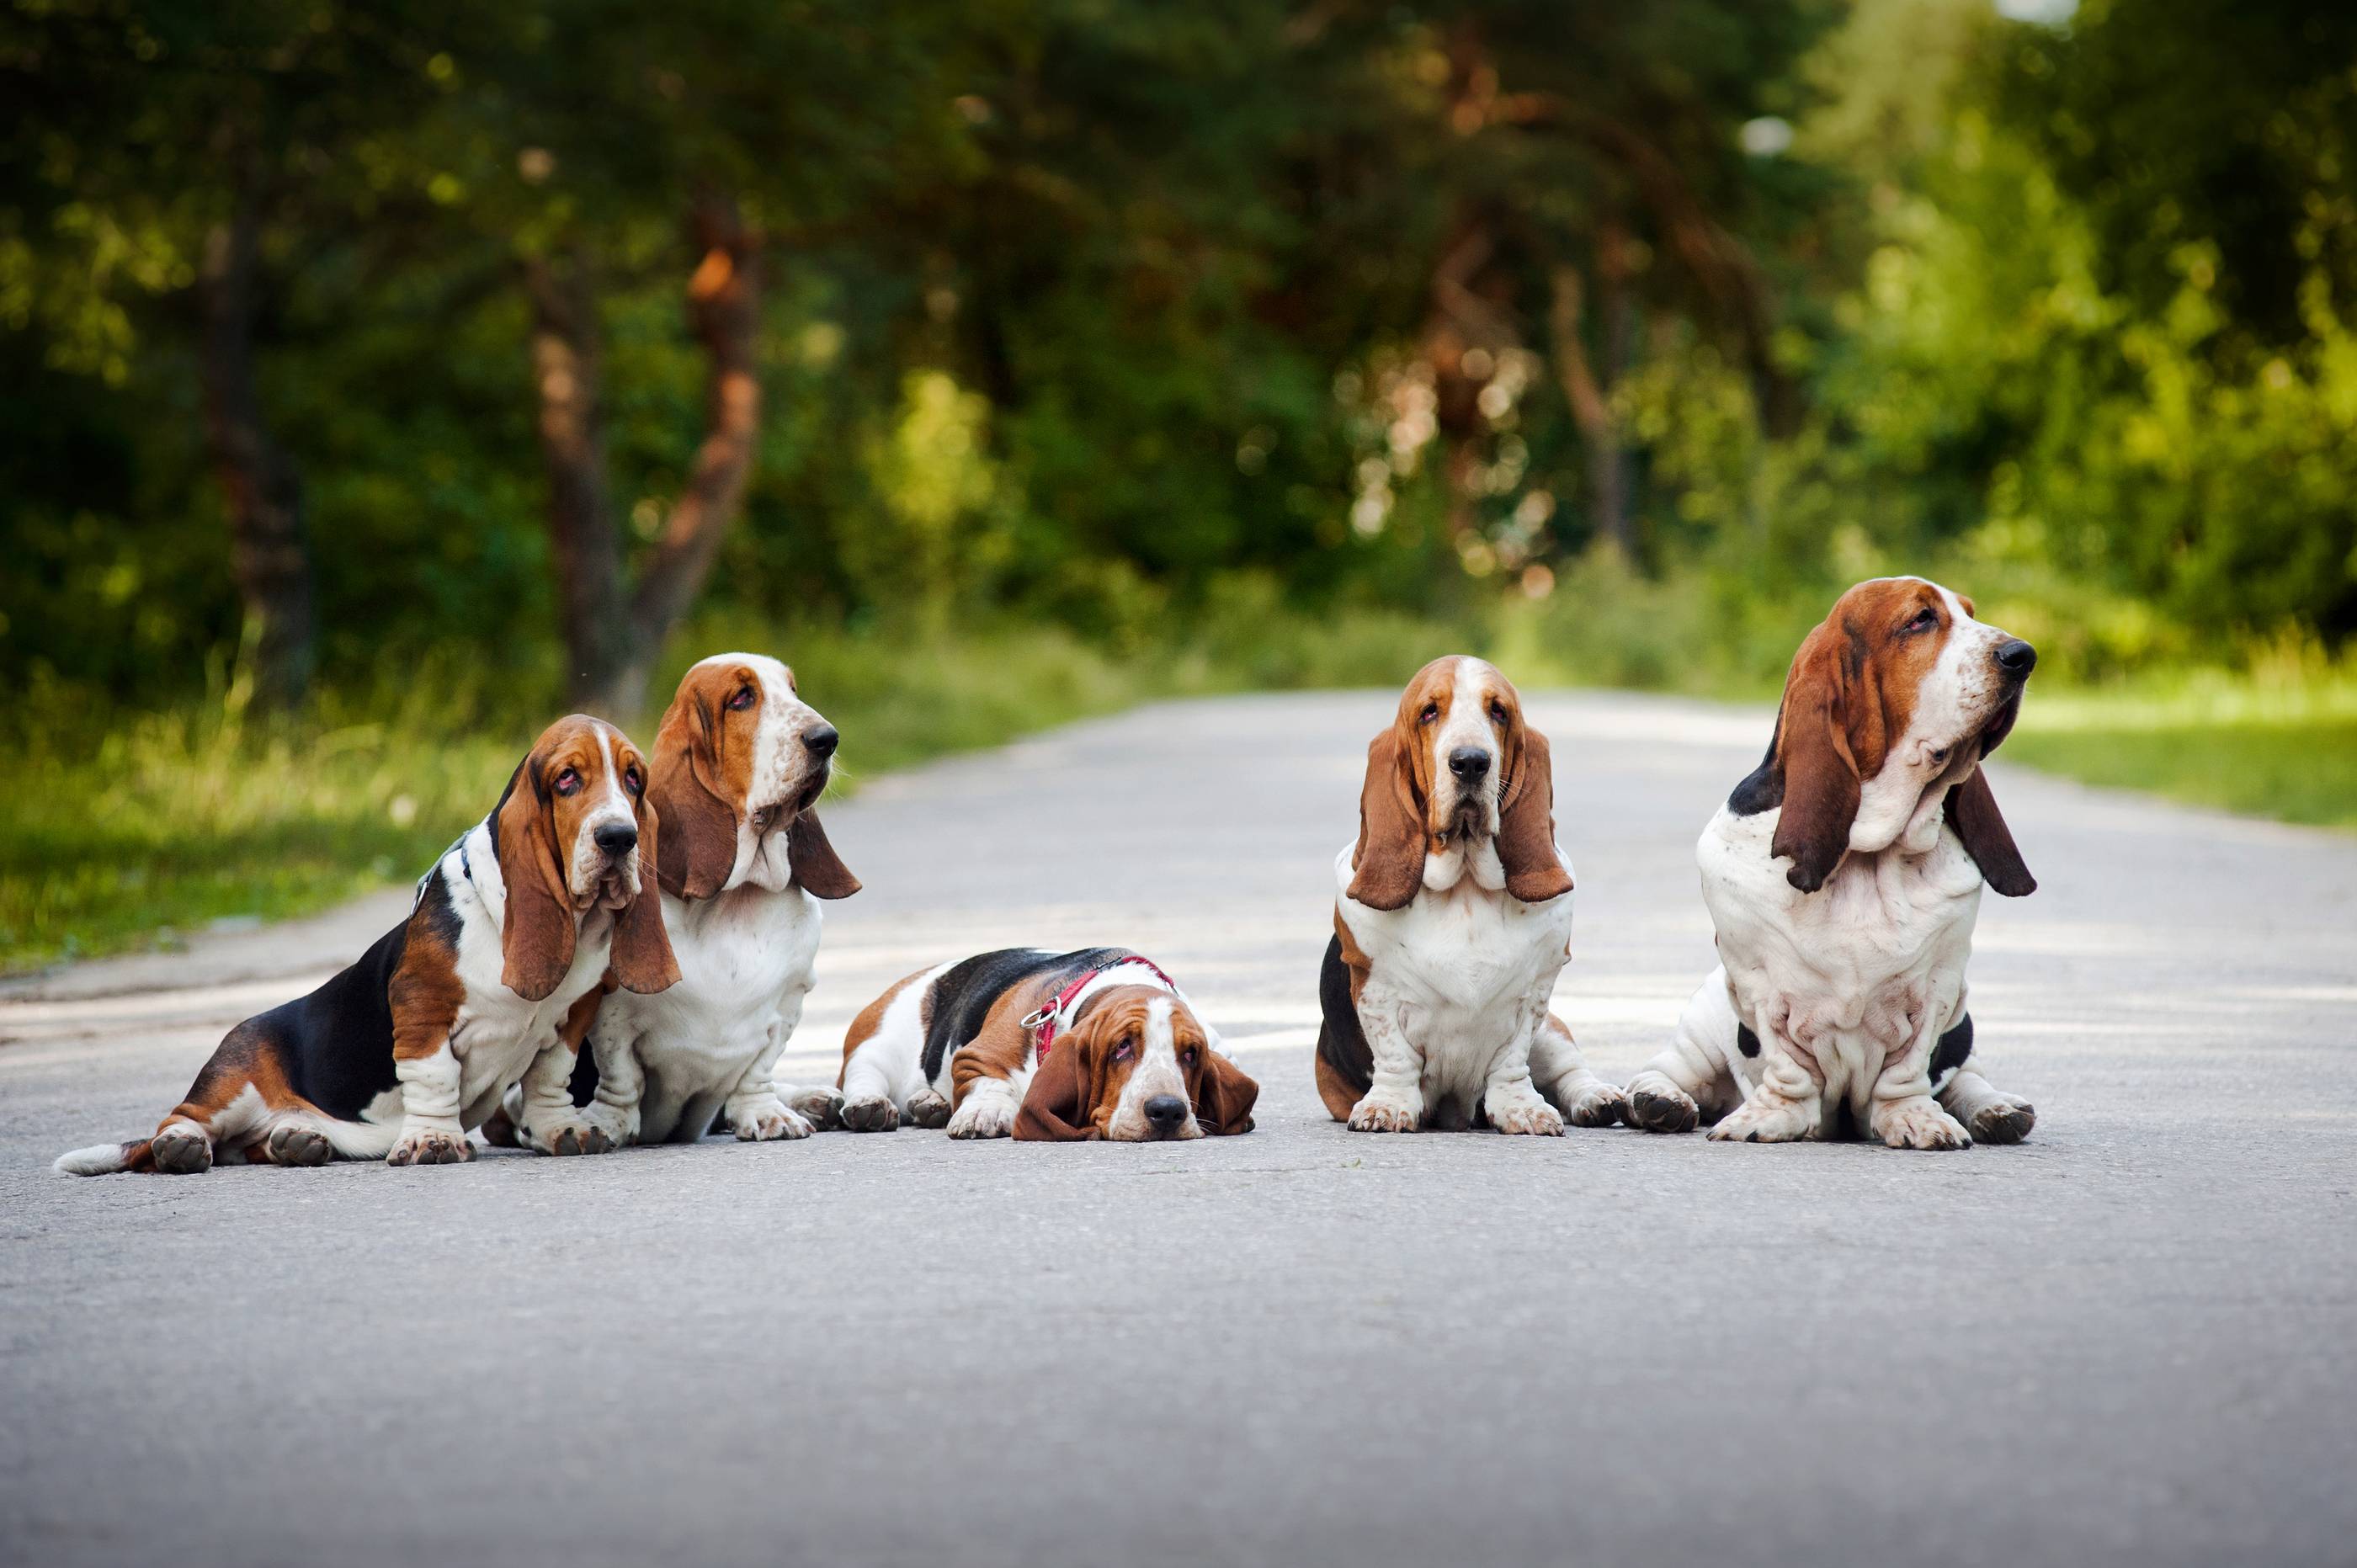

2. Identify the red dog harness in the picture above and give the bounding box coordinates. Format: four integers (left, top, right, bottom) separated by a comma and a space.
1021, 956, 1184, 1060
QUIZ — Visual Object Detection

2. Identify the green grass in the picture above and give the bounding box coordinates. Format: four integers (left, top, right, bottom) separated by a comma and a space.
0, 624, 1171, 975
2006, 663, 2357, 829
7, 604, 2353, 975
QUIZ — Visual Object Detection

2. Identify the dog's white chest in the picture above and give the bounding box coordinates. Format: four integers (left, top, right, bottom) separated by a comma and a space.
1701, 805, 1982, 1074
1335, 842, 1575, 1093
599, 885, 821, 1136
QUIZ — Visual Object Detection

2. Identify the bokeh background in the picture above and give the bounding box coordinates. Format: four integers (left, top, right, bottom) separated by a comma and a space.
3, 0, 2353, 970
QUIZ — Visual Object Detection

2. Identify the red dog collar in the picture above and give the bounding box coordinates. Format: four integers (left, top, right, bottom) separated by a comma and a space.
1021, 956, 1183, 1060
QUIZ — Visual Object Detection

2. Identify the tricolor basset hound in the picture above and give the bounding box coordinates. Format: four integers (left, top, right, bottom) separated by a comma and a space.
1624, 577, 2040, 1149
834, 949, 1258, 1141
55, 715, 678, 1175
515, 653, 859, 1151
1316, 657, 1626, 1134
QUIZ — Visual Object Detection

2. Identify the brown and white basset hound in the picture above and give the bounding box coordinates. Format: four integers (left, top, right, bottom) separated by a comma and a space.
1625, 576, 2040, 1149
834, 949, 1258, 1141
517, 652, 860, 1151
1315, 656, 1625, 1134
56, 715, 678, 1176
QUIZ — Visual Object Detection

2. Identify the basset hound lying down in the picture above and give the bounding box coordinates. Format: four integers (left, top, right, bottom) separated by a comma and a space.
1625, 577, 2040, 1149
493, 653, 859, 1153
56, 716, 678, 1175
1316, 657, 1626, 1135
833, 949, 1258, 1141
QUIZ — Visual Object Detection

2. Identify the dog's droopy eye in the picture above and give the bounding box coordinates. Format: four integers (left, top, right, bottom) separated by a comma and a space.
1487, 700, 1508, 726
1180, 1045, 1199, 1066
1906, 606, 1940, 634
552, 768, 582, 796
1109, 1035, 1136, 1061
726, 686, 757, 711
623, 766, 642, 794
1419, 703, 1440, 725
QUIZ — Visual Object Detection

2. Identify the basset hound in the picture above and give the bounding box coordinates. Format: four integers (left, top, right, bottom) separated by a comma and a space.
516, 653, 859, 1151
1316, 656, 1626, 1135
55, 715, 678, 1176
1624, 577, 2040, 1149
834, 949, 1258, 1141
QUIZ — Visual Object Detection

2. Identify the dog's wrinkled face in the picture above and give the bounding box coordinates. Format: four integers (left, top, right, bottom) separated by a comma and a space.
1761, 576, 2040, 891
653, 651, 843, 896
493, 713, 677, 1002
1818, 577, 2036, 852
522, 715, 648, 909
1057, 988, 1210, 1141
1397, 655, 1527, 849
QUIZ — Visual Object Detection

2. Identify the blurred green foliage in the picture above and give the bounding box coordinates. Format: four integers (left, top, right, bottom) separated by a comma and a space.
3, 0, 2354, 965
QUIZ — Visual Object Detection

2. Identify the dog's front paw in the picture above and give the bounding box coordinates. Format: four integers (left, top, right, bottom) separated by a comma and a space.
524, 1117, 615, 1157
904, 1087, 953, 1129
945, 1094, 1017, 1140
150, 1124, 212, 1175
265, 1124, 333, 1167
386, 1128, 475, 1167
1558, 1081, 1628, 1129
732, 1099, 815, 1142
784, 1086, 844, 1130
1707, 1094, 1817, 1144
1624, 1076, 1700, 1135
1347, 1089, 1423, 1134
1487, 1092, 1564, 1136
840, 1094, 900, 1133
1874, 1097, 1971, 1151
1964, 1095, 2035, 1145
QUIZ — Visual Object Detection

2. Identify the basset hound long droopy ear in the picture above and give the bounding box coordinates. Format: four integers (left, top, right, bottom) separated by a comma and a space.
648, 683, 741, 901
1346, 729, 1426, 912
1495, 724, 1574, 904
1768, 623, 1866, 894
1011, 1034, 1101, 1142
1184, 1048, 1260, 1137
493, 749, 579, 1002
608, 736, 684, 994
787, 810, 861, 900
1947, 692, 2035, 897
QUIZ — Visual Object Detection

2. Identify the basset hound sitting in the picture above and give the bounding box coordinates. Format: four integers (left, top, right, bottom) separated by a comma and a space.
1316, 657, 1625, 1135
834, 949, 1258, 1141
56, 716, 678, 1176
1625, 577, 2040, 1149
516, 653, 859, 1151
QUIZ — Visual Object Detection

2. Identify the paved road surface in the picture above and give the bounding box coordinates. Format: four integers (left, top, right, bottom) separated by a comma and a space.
4, 692, 2353, 1568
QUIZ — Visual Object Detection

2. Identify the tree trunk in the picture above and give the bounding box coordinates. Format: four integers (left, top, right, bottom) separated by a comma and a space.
196, 192, 314, 709
602, 193, 764, 717
526, 253, 630, 713
1547, 255, 1632, 555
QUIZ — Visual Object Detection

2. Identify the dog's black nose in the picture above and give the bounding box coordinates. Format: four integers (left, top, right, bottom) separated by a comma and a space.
593, 822, 637, 856
1995, 639, 2037, 678
1448, 747, 1492, 780
803, 724, 839, 757
1144, 1095, 1189, 1135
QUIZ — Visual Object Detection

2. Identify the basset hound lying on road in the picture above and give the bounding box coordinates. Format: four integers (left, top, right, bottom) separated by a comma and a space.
1316, 657, 1625, 1135
1625, 577, 2040, 1149
56, 715, 678, 1175
835, 949, 1258, 1141
506, 653, 859, 1152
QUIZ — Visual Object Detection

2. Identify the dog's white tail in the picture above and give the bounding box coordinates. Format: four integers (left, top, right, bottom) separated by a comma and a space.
54, 1140, 146, 1177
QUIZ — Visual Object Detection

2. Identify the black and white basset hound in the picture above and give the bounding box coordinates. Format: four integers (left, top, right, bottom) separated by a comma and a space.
1315, 656, 1625, 1134
1624, 577, 2040, 1149
834, 948, 1258, 1141
56, 715, 678, 1175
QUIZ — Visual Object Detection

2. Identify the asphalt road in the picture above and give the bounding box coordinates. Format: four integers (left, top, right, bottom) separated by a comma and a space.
4, 691, 2354, 1568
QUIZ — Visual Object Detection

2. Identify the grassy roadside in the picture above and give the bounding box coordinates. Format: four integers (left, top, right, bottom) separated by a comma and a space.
6, 612, 2352, 975
0, 625, 1173, 975
2005, 667, 2357, 830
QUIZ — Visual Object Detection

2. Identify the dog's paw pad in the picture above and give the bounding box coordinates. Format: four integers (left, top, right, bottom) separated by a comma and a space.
840, 1095, 900, 1134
